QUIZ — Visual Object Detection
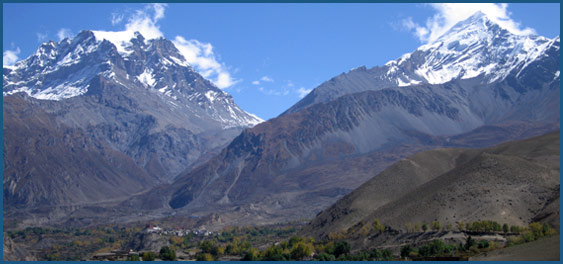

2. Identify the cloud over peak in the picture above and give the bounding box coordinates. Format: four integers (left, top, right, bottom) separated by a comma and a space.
403, 3, 536, 43
3, 47, 21, 66
96, 4, 238, 89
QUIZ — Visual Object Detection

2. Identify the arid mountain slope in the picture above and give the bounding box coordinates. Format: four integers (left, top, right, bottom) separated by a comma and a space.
305, 131, 560, 238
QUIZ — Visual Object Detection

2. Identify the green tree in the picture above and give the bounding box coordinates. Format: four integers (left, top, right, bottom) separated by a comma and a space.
400, 245, 413, 259
380, 249, 393, 260
315, 252, 336, 261
127, 255, 140, 261
477, 240, 490, 249
465, 236, 476, 250
288, 236, 305, 247
242, 248, 261, 261
142, 252, 156, 261
529, 222, 544, 239
159, 246, 176, 261
290, 242, 313, 260
542, 223, 556, 236
510, 225, 522, 233
422, 223, 428, 232
199, 240, 218, 255
370, 248, 381, 260
431, 221, 441, 231
503, 223, 509, 233
263, 245, 287, 261
332, 241, 350, 258
428, 240, 445, 256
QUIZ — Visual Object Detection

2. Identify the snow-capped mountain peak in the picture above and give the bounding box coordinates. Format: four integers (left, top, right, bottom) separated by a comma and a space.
284, 11, 559, 115
3, 30, 262, 128
385, 11, 556, 85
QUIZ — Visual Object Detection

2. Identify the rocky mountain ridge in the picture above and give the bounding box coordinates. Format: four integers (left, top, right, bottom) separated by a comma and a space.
284, 11, 560, 115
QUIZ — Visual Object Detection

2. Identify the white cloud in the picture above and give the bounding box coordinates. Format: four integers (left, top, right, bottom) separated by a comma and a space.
297, 87, 312, 98
172, 36, 239, 89
57, 28, 73, 41
111, 12, 124, 25
123, 3, 166, 40
252, 80, 260, 85
403, 3, 536, 43
3, 47, 21, 66
95, 4, 238, 89
36, 32, 48, 42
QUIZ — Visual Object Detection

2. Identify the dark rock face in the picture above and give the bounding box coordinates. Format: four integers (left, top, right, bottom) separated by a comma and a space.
3, 31, 261, 225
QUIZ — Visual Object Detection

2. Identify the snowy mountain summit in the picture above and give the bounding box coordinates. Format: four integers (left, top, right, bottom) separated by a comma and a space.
285, 11, 560, 114
3, 30, 262, 128
386, 11, 559, 86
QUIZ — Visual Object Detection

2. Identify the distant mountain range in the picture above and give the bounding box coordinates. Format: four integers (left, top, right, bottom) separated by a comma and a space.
3, 12, 559, 228
157, 12, 559, 227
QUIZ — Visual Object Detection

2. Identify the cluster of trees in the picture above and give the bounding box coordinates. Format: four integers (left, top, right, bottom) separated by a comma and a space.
399, 222, 558, 260
241, 237, 394, 261
194, 236, 395, 261
400, 236, 494, 259
195, 236, 315, 261
194, 238, 251, 260
508, 222, 557, 246
464, 220, 503, 232
403, 220, 534, 234
315, 243, 393, 261
404, 221, 451, 233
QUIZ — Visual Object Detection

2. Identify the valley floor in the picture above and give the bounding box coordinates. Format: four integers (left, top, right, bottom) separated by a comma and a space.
470, 235, 560, 261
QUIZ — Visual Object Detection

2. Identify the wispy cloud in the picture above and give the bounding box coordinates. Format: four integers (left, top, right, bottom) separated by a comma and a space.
258, 87, 289, 96
402, 3, 536, 43
252, 75, 274, 85
36, 32, 48, 42
3, 47, 21, 66
297, 87, 312, 98
111, 12, 124, 26
256, 79, 309, 97
57, 28, 73, 41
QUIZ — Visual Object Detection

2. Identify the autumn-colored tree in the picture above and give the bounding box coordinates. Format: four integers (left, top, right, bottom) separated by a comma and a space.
373, 219, 385, 233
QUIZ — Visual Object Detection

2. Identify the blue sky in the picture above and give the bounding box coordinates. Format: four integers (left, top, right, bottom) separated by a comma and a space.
3, 3, 560, 120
